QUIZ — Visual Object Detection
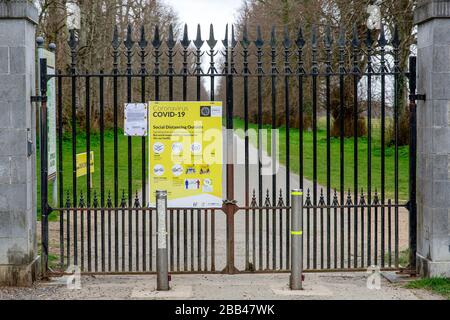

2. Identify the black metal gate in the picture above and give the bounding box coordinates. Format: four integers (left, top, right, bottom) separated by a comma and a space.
38, 23, 417, 275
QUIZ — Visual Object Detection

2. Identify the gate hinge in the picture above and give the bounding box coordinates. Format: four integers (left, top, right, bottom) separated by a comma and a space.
31, 96, 42, 103
405, 200, 411, 212
43, 204, 54, 215
409, 94, 426, 101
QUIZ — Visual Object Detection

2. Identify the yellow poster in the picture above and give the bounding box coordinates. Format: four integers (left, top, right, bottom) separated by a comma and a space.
76, 151, 94, 178
149, 101, 223, 208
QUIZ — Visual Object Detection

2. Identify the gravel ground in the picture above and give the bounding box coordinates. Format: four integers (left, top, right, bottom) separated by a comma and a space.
0, 272, 443, 300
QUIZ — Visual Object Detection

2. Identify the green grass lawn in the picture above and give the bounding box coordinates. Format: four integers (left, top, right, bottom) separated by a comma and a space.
233, 117, 410, 201
406, 278, 450, 299
38, 128, 147, 219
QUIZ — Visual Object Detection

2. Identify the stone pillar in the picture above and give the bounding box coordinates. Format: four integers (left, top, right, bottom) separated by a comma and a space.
414, 0, 450, 277
0, 0, 39, 286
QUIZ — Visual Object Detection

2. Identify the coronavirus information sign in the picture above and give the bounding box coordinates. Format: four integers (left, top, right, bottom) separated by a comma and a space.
148, 101, 223, 208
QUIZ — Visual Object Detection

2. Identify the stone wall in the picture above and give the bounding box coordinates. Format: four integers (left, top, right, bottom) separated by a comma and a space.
0, 0, 39, 286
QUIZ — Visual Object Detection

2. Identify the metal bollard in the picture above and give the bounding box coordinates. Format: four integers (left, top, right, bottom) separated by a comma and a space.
290, 189, 303, 290
156, 190, 169, 291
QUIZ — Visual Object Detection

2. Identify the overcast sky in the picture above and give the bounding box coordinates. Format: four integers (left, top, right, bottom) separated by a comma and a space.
164, 0, 244, 42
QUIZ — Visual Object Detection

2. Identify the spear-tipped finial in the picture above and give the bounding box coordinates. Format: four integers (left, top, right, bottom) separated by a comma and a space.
338, 26, 346, 47
139, 25, 148, 49
296, 26, 305, 48
270, 26, 276, 47
194, 24, 204, 49
365, 28, 373, 47
93, 190, 99, 208
351, 24, 360, 48
391, 24, 400, 47
107, 191, 112, 207
167, 24, 176, 48
324, 24, 332, 48
378, 23, 387, 47
207, 24, 217, 49
311, 25, 318, 47
111, 26, 119, 49
231, 24, 237, 48
181, 23, 190, 48
241, 24, 250, 48
124, 24, 134, 49
283, 26, 291, 48
254, 25, 264, 48
65, 190, 71, 207
222, 24, 229, 48
152, 25, 161, 48
69, 29, 78, 50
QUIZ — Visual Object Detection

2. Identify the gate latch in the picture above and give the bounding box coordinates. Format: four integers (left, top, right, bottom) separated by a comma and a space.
409, 94, 426, 101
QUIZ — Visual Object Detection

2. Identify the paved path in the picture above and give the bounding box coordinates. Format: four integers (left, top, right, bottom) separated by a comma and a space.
0, 273, 441, 300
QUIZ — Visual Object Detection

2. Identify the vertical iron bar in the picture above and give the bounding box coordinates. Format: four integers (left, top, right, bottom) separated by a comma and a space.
380, 26, 387, 269
57, 72, 64, 268
70, 56, 78, 267
270, 28, 277, 271
39, 58, 49, 275
140, 42, 147, 270
211, 209, 215, 271
352, 27, 360, 269
324, 27, 332, 269
99, 71, 105, 271
242, 27, 250, 271
408, 56, 418, 271
366, 30, 373, 267
312, 27, 318, 270
112, 28, 119, 208
125, 27, 134, 271
338, 28, 346, 269
85, 76, 91, 272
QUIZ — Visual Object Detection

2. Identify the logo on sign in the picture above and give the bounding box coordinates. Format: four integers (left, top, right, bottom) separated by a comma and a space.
200, 106, 211, 117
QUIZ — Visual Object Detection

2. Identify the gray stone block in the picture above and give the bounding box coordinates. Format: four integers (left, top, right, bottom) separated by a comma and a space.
0, 156, 11, 184
431, 72, 450, 100
0, 128, 26, 156
0, 184, 28, 211
432, 127, 450, 153
432, 18, 450, 45
9, 46, 26, 74
9, 99, 29, 128
417, 253, 450, 278
0, 211, 11, 238
10, 156, 30, 184
0, 101, 11, 128
0, 20, 26, 46
432, 100, 450, 127
0, 74, 26, 102
0, 46, 9, 74
431, 234, 450, 261
432, 180, 450, 207
432, 44, 450, 73
432, 154, 450, 180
